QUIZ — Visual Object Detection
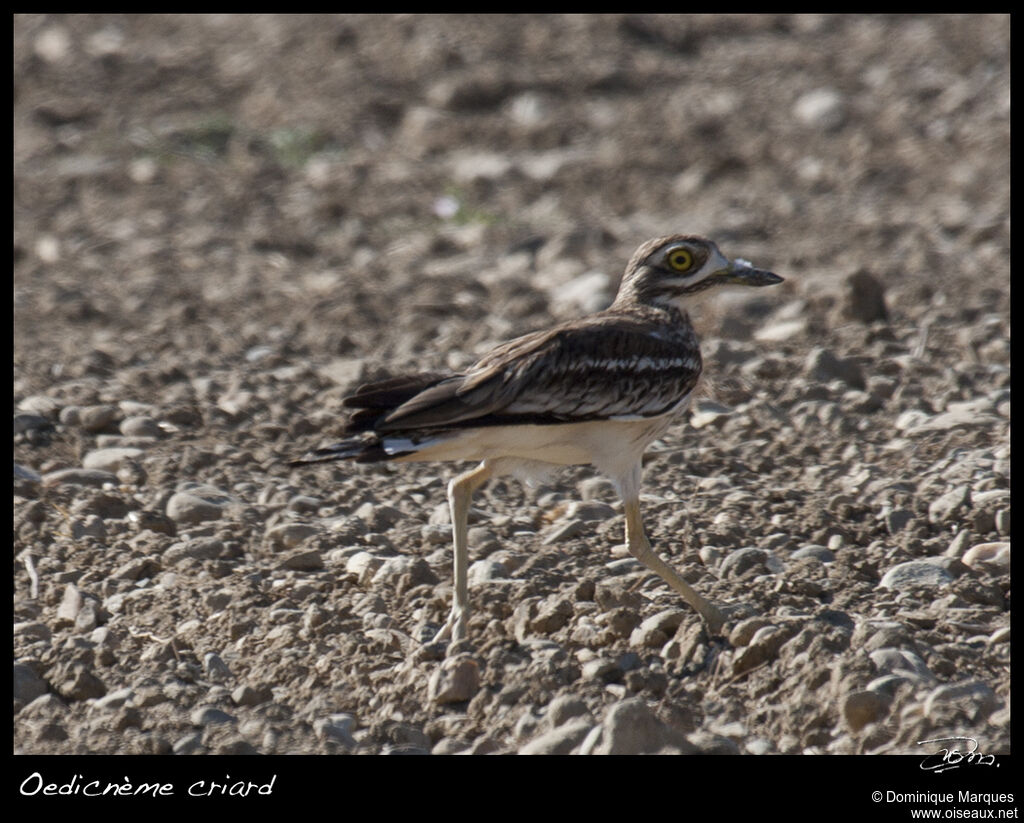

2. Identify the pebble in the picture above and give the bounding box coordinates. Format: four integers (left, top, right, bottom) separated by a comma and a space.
314, 714, 357, 748
729, 616, 773, 647
166, 491, 225, 524
542, 519, 586, 544
58, 666, 107, 701
791, 545, 835, 563
264, 522, 320, 550
191, 706, 236, 726
119, 416, 163, 438
719, 547, 782, 579
232, 684, 272, 706
588, 698, 692, 755
804, 347, 865, 389
960, 542, 1009, 574
519, 718, 593, 755
928, 484, 971, 523
428, 655, 480, 704
879, 559, 955, 590
14, 663, 48, 706
868, 648, 935, 685
277, 548, 324, 571
885, 509, 915, 535
203, 653, 232, 682
923, 680, 998, 722
731, 625, 789, 676
70, 515, 106, 541
346, 552, 386, 585
842, 689, 890, 731
467, 558, 509, 585
629, 609, 686, 649
545, 694, 591, 729
92, 687, 134, 711
844, 269, 889, 323
793, 88, 846, 130
43, 468, 118, 488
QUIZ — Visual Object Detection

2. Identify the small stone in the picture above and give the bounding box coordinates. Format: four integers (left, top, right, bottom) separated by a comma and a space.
43, 468, 118, 488
166, 492, 224, 524
732, 625, 788, 676
804, 347, 865, 389
55, 584, 84, 627
545, 694, 591, 729
232, 684, 272, 706
879, 559, 955, 590
885, 509, 915, 535
34, 26, 72, 63
58, 666, 107, 701
14, 663, 48, 706
191, 706, 236, 726
346, 552, 385, 585
353, 501, 404, 532
592, 697, 691, 755
78, 405, 119, 433
793, 88, 846, 130
844, 269, 888, 323
265, 522, 320, 550
550, 270, 613, 315
203, 653, 232, 681
173, 733, 204, 754
923, 680, 999, 723
317, 357, 365, 388
629, 609, 686, 649
119, 416, 162, 438
93, 687, 134, 711
944, 530, 973, 559
278, 548, 325, 571
960, 542, 1009, 574
519, 718, 593, 755
928, 485, 971, 523
728, 616, 773, 647
14, 622, 52, 643
542, 519, 586, 544
82, 447, 144, 473
314, 714, 357, 748
428, 655, 480, 704
467, 558, 509, 585
842, 690, 890, 731
71, 515, 106, 541
791, 544, 835, 563
869, 648, 935, 685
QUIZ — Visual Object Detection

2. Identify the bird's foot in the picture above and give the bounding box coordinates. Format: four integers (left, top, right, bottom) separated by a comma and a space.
430, 605, 468, 645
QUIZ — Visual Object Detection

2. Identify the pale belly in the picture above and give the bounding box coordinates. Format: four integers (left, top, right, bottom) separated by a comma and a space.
392, 392, 692, 479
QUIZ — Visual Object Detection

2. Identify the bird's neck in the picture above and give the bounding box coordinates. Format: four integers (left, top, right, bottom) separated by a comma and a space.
607, 293, 692, 329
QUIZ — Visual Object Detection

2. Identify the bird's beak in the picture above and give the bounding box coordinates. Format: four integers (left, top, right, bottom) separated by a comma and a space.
717, 259, 784, 287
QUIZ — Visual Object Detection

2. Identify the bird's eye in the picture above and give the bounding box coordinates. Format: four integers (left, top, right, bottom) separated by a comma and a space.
667, 248, 694, 272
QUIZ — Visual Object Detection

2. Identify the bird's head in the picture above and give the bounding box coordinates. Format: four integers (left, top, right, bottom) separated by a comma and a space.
613, 235, 783, 312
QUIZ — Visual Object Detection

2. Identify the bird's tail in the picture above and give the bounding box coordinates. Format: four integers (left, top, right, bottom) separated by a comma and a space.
289, 439, 392, 466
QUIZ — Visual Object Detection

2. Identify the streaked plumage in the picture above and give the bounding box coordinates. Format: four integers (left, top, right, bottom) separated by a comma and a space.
293, 234, 782, 642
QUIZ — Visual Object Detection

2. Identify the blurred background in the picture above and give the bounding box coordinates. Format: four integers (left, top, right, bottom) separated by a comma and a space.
14, 14, 1009, 389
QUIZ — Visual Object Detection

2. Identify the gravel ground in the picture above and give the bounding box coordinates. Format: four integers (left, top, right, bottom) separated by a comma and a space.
14, 14, 1009, 757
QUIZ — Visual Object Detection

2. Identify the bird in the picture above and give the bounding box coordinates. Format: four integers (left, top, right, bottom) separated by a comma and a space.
292, 235, 783, 644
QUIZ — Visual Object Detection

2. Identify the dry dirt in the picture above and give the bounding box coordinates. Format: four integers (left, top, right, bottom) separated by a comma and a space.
14, 14, 1009, 758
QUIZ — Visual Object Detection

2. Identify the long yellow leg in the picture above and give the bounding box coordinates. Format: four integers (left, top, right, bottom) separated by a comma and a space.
432, 461, 494, 643
623, 496, 725, 636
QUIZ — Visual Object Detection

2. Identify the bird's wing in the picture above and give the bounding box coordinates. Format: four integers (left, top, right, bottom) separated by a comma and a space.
377, 316, 701, 431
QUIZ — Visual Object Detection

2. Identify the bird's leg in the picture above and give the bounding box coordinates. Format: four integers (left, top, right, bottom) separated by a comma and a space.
622, 495, 726, 636
432, 460, 494, 644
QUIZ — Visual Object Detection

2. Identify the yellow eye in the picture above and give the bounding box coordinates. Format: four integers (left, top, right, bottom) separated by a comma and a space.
667, 248, 694, 272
